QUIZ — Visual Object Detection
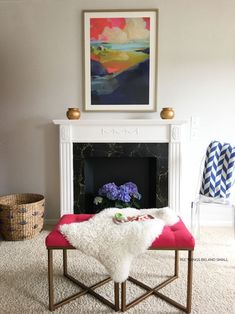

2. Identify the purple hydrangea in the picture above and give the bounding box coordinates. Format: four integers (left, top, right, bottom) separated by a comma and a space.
117, 184, 131, 202
98, 182, 119, 200
96, 181, 141, 209
123, 182, 138, 196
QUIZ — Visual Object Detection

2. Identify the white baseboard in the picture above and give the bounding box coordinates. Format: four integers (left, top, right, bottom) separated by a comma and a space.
44, 218, 58, 225
184, 219, 233, 228
200, 221, 234, 227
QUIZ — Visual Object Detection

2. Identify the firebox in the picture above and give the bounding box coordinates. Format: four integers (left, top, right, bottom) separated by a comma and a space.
73, 143, 168, 214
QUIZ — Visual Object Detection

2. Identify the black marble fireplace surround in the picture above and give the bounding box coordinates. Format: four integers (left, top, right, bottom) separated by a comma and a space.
73, 143, 168, 214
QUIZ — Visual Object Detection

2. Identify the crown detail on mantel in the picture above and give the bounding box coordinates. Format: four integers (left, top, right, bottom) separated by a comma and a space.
171, 125, 181, 142
60, 125, 71, 142
101, 128, 139, 137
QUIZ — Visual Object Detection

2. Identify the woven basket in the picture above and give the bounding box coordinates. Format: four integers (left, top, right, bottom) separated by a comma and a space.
0, 193, 45, 241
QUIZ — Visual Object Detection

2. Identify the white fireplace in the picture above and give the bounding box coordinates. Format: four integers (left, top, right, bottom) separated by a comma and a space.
53, 119, 186, 216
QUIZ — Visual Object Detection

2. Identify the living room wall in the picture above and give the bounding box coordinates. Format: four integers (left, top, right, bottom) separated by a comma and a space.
0, 0, 235, 224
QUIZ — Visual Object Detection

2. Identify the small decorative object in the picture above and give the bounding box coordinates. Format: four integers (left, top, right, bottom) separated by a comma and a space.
66, 108, 80, 120
113, 212, 127, 224
115, 212, 126, 220
113, 213, 154, 224
94, 182, 141, 211
0, 193, 45, 241
83, 10, 158, 112
160, 107, 175, 119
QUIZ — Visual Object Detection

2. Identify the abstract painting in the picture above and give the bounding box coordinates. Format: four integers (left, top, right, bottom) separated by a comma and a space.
83, 10, 158, 111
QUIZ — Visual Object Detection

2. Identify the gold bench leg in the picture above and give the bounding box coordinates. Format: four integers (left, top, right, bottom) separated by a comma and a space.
114, 282, 119, 311
63, 249, 67, 275
120, 249, 194, 313
175, 250, 179, 276
186, 250, 193, 313
47, 248, 120, 311
47, 248, 193, 312
121, 281, 126, 312
48, 249, 54, 311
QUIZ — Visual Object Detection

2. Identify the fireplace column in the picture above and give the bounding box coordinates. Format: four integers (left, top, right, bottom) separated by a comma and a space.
59, 124, 73, 215
168, 125, 183, 213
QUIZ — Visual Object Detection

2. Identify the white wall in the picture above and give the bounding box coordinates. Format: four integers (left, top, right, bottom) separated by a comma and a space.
0, 0, 235, 225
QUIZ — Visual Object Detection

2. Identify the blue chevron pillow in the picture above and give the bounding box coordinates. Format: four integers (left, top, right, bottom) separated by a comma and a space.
200, 141, 235, 199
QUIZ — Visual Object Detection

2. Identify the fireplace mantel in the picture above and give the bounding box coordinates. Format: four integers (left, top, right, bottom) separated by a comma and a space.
53, 119, 186, 216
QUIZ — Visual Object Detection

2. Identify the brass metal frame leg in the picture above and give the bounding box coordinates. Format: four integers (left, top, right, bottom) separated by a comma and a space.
63, 249, 67, 275
175, 250, 179, 276
154, 250, 193, 313
186, 251, 193, 313
120, 250, 193, 313
121, 281, 126, 312
48, 249, 54, 311
47, 248, 193, 313
47, 248, 120, 311
114, 282, 119, 311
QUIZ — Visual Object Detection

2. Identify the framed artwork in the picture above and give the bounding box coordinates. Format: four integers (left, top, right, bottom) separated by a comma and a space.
83, 10, 158, 111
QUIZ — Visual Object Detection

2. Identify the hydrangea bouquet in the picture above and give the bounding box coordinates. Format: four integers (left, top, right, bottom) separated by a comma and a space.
94, 182, 142, 211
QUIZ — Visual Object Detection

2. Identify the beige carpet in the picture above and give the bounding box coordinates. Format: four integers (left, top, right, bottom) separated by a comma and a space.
0, 226, 234, 314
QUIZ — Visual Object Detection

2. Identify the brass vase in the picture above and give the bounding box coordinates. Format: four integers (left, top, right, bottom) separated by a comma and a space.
66, 108, 80, 120
160, 107, 175, 119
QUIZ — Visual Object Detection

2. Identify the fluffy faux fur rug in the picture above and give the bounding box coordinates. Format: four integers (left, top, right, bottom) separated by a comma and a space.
60, 207, 179, 283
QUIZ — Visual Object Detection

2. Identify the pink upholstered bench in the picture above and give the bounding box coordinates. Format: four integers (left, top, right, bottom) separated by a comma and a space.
46, 214, 195, 312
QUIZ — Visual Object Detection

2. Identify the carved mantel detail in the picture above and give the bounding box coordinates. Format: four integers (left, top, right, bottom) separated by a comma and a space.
170, 125, 182, 142
101, 128, 139, 137
60, 125, 71, 143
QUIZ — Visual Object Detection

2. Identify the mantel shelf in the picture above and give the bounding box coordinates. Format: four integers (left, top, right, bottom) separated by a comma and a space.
53, 119, 187, 126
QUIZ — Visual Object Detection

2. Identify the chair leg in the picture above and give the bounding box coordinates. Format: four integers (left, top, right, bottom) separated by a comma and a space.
191, 201, 200, 239
233, 205, 235, 239
191, 201, 194, 233
48, 249, 54, 311
197, 204, 200, 240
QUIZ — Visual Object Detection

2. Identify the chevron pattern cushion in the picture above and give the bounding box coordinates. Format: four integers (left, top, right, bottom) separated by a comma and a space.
200, 141, 235, 199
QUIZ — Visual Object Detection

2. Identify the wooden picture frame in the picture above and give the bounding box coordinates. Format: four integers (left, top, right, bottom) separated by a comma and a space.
83, 10, 158, 112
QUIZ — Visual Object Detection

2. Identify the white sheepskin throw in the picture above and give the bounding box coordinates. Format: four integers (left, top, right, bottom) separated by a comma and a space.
60, 207, 179, 283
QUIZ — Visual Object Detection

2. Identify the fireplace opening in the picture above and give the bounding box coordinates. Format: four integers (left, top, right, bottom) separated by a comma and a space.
73, 143, 168, 214
84, 157, 157, 212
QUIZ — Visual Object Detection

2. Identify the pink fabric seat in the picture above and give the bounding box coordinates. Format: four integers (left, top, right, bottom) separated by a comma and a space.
46, 214, 195, 250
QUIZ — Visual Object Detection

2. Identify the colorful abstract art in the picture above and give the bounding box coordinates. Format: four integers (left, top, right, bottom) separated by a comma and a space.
84, 11, 158, 111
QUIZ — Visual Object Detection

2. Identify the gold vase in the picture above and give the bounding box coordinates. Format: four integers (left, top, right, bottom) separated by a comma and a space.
66, 108, 80, 120
160, 107, 175, 119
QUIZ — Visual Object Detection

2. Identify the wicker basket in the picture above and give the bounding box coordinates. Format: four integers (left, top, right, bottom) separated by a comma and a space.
0, 193, 45, 241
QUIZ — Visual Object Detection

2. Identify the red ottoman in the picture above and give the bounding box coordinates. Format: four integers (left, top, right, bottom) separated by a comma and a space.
46, 214, 195, 312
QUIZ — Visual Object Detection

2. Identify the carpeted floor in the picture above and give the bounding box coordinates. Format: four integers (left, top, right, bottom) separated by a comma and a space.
0, 226, 234, 314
